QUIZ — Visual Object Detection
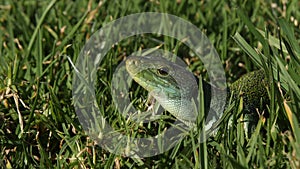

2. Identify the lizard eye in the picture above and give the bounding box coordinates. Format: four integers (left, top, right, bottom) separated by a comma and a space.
157, 67, 169, 76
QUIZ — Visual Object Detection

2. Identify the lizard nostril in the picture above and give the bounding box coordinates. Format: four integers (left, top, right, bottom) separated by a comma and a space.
126, 58, 135, 65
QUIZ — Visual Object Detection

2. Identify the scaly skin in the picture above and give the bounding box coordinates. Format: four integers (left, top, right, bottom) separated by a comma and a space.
125, 55, 199, 127
229, 69, 269, 135
230, 69, 268, 113
125, 55, 268, 134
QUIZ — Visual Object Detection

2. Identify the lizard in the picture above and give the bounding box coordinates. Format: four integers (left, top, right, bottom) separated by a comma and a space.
125, 55, 269, 137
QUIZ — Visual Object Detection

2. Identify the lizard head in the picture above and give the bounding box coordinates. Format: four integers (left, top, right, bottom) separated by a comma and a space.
125, 55, 199, 122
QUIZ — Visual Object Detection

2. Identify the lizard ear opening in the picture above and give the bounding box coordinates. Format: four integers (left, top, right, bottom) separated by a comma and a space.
157, 67, 169, 76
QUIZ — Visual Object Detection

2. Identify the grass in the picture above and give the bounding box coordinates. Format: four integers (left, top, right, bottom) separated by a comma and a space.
0, 0, 300, 168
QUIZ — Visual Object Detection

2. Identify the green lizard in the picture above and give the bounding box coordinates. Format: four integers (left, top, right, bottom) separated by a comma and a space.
125, 55, 269, 136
